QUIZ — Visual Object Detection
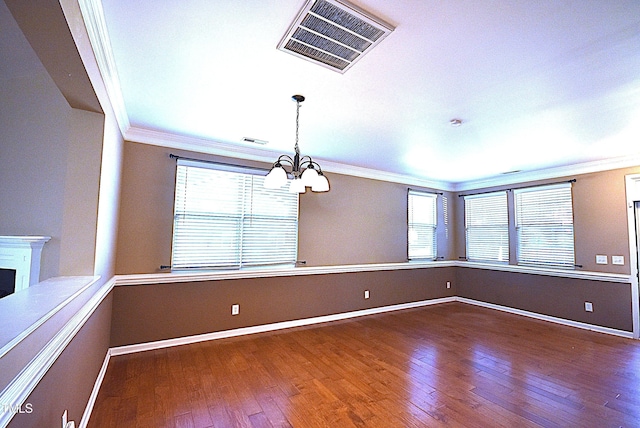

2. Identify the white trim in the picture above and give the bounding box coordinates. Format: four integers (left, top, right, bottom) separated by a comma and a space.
110, 297, 456, 356
457, 297, 634, 339
0, 276, 100, 359
126, 125, 640, 193
455, 154, 640, 191
0, 278, 114, 428
625, 174, 640, 339
125, 126, 452, 190
320, 159, 450, 191
115, 261, 455, 285
77, 0, 130, 135
79, 349, 112, 428
115, 260, 630, 287
456, 261, 631, 283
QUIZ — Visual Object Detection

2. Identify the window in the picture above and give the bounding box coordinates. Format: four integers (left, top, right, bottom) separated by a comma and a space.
515, 183, 575, 268
408, 190, 437, 260
171, 159, 298, 270
464, 192, 508, 263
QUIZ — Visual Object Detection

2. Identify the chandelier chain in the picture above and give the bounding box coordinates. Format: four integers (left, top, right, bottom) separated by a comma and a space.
294, 99, 300, 155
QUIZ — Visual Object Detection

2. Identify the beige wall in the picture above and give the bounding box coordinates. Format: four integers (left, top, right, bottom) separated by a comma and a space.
0, 63, 70, 280
298, 175, 456, 265
117, 141, 639, 275
453, 167, 640, 274
115, 142, 181, 274
572, 168, 637, 273
115, 142, 454, 273
59, 108, 104, 275
298, 173, 408, 266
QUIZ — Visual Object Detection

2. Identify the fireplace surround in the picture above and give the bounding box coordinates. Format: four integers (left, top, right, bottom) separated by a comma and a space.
0, 236, 50, 297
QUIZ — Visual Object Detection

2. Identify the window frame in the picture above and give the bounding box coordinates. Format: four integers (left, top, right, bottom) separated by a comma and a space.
407, 190, 438, 261
464, 191, 509, 264
171, 159, 299, 270
514, 182, 575, 269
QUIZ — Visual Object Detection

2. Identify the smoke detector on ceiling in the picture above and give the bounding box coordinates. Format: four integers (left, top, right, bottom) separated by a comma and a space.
278, 0, 394, 73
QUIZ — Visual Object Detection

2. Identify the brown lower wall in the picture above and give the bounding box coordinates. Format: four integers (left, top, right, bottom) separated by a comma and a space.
110, 267, 457, 347
111, 266, 634, 348
456, 267, 633, 332
7, 293, 112, 428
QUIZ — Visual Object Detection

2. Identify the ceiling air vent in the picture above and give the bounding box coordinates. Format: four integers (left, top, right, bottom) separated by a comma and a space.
278, 0, 394, 73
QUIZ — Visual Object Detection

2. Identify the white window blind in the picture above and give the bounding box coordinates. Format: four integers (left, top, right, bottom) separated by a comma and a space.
172, 159, 299, 269
515, 183, 575, 268
408, 190, 437, 260
464, 192, 508, 263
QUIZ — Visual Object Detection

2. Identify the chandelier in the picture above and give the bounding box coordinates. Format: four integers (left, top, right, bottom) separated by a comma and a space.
264, 95, 330, 193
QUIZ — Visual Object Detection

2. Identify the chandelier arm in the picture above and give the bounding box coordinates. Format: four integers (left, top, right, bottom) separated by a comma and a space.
298, 156, 314, 168
274, 155, 294, 167
299, 157, 324, 173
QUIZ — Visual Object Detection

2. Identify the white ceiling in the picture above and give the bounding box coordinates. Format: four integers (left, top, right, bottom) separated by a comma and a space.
97, 1, 640, 187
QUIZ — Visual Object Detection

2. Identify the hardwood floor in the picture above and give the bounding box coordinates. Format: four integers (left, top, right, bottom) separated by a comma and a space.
88, 303, 640, 427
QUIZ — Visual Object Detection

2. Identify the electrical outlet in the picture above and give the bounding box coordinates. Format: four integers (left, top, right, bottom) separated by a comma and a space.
596, 255, 608, 264
231, 304, 240, 315
612, 256, 624, 265
364, 290, 370, 299
446, 281, 451, 289
585, 302, 593, 312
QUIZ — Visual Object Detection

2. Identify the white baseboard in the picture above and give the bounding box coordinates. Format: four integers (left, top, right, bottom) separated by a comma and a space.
456, 297, 635, 339
110, 297, 456, 356
79, 349, 112, 428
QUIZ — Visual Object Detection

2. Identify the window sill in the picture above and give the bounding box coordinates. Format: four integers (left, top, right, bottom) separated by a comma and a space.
115, 260, 632, 287
115, 261, 456, 286
457, 261, 630, 283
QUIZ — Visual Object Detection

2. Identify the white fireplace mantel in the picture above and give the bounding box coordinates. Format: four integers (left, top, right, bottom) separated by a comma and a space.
0, 236, 50, 292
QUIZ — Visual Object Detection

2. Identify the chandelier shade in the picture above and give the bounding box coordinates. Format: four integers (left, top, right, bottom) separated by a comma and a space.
264, 95, 329, 194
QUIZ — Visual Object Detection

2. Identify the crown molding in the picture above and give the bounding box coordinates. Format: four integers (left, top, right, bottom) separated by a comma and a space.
127, 125, 640, 193
77, 0, 130, 135
453, 154, 640, 192
125, 126, 454, 191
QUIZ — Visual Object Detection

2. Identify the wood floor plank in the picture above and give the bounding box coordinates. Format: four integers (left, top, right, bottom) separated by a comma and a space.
89, 303, 640, 427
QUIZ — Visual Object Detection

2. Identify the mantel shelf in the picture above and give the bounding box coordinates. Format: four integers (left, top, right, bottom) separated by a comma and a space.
0, 236, 51, 293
